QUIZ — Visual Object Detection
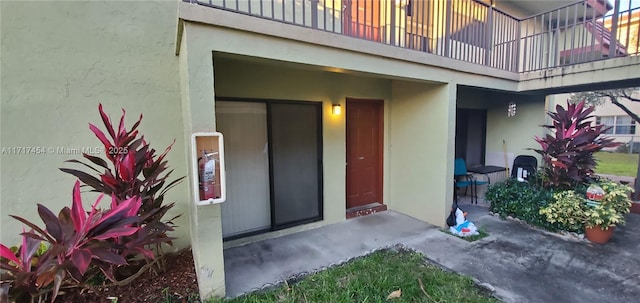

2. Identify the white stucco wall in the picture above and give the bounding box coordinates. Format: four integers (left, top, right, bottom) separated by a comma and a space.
1, 0, 190, 249
592, 92, 640, 118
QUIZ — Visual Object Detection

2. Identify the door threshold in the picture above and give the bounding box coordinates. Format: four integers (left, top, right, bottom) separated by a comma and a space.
346, 202, 387, 219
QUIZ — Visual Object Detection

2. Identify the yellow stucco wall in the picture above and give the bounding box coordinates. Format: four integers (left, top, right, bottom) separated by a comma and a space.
213, 55, 395, 238
180, 19, 457, 294
457, 88, 546, 169
485, 95, 547, 169
177, 22, 226, 299
213, 55, 459, 230
2, 1, 591, 300
173, 10, 548, 298
389, 81, 455, 226
1, 0, 190, 249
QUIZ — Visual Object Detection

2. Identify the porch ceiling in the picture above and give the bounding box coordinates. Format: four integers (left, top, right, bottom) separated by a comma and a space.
214, 52, 441, 84
213, 52, 443, 85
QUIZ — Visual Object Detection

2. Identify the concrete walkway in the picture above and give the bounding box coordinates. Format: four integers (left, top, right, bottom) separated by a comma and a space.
223, 207, 640, 302
223, 211, 435, 297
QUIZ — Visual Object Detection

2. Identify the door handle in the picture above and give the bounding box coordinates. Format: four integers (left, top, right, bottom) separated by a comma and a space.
358, 156, 364, 160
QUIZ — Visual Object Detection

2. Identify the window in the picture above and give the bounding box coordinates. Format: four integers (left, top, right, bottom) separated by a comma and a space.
596, 115, 636, 135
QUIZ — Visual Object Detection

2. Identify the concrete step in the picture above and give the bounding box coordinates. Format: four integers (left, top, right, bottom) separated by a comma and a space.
346, 202, 387, 219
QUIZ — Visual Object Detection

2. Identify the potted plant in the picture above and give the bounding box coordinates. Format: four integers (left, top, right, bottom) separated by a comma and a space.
583, 203, 624, 244
540, 181, 632, 244
582, 181, 632, 244
598, 180, 633, 215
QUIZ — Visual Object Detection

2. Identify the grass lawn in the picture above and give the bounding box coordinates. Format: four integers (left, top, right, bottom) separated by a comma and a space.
594, 152, 638, 177
214, 249, 498, 303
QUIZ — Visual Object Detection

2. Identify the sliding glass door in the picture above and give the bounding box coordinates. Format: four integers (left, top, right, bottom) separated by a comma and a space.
216, 100, 323, 239
270, 103, 321, 227
217, 102, 271, 238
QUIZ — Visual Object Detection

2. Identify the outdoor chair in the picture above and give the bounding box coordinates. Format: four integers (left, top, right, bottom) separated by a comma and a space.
454, 158, 488, 204
511, 155, 538, 182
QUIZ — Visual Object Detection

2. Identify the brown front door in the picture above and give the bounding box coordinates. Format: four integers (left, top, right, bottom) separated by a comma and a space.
346, 98, 383, 209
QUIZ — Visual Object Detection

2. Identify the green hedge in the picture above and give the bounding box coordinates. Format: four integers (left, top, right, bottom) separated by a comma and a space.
485, 179, 565, 231
486, 178, 631, 234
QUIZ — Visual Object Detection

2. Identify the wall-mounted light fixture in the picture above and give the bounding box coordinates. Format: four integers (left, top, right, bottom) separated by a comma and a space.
507, 102, 517, 117
332, 104, 342, 115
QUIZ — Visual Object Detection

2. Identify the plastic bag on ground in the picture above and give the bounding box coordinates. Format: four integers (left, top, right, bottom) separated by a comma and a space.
449, 208, 479, 237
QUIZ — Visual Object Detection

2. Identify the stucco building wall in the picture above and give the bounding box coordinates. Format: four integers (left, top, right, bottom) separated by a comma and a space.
1, 0, 190, 249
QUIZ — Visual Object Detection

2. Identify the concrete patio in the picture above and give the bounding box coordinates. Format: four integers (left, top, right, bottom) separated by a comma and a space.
223, 201, 640, 302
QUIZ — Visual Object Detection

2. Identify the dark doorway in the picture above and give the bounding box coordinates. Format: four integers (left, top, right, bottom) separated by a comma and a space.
455, 108, 487, 167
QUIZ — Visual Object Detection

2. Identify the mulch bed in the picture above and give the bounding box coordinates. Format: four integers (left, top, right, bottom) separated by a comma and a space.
54, 249, 200, 303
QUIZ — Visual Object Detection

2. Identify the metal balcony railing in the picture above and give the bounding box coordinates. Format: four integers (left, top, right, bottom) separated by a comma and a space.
520, 0, 640, 72
184, 0, 640, 73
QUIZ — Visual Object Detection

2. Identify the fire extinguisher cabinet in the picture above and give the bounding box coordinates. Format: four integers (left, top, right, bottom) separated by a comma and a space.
191, 132, 226, 205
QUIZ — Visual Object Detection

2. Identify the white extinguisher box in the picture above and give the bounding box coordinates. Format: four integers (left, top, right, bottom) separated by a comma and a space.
191, 132, 226, 205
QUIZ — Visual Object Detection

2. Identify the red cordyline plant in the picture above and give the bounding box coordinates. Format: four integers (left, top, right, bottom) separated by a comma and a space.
533, 100, 618, 188
0, 181, 152, 303
1, 105, 184, 302
0, 229, 42, 302
60, 104, 184, 251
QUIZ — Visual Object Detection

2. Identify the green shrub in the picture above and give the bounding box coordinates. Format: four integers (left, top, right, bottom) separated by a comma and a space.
540, 185, 631, 231
539, 182, 631, 232
539, 190, 586, 232
487, 177, 632, 233
583, 203, 624, 230
485, 179, 559, 231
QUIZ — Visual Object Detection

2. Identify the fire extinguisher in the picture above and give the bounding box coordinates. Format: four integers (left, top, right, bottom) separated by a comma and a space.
198, 150, 216, 200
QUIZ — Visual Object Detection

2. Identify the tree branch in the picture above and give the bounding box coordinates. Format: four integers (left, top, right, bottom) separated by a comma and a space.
603, 89, 640, 201
621, 90, 640, 102
605, 94, 640, 124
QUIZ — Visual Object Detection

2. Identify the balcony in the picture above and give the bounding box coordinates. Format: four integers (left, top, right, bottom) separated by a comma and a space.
183, 0, 639, 73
